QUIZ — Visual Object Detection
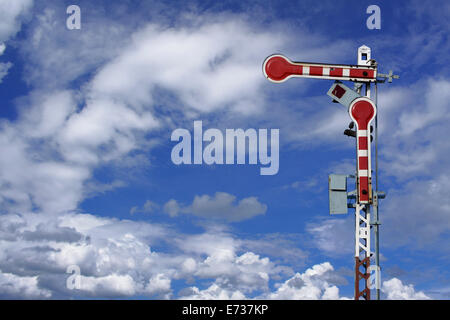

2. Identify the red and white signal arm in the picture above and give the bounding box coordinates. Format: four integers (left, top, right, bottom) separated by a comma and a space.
348, 97, 377, 204
263, 54, 377, 83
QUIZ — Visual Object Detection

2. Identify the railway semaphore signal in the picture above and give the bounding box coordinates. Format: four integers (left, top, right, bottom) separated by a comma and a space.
263, 45, 399, 300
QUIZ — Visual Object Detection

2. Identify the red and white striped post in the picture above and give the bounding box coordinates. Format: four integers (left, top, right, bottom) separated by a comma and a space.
350, 96, 376, 300
349, 97, 376, 204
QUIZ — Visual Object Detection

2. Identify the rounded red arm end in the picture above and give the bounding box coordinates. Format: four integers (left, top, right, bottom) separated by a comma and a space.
263, 55, 299, 83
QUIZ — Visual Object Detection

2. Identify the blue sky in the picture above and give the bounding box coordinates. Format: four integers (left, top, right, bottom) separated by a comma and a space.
0, 0, 448, 299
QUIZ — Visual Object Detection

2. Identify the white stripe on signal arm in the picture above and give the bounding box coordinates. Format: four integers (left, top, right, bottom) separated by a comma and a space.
358, 150, 368, 157
358, 130, 368, 136
303, 66, 310, 75
358, 170, 369, 177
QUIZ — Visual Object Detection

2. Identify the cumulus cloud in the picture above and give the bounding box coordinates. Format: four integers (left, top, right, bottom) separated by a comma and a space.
0, 270, 51, 299
179, 283, 246, 300
262, 262, 349, 300
179, 261, 351, 300
0, 212, 171, 298
174, 227, 291, 293
179, 261, 352, 300
163, 192, 267, 222
145, 273, 172, 298
0, 211, 300, 299
78, 274, 136, 297
21, 222, 82, 243
0, 210, 433, 300
382, 278, 430, 300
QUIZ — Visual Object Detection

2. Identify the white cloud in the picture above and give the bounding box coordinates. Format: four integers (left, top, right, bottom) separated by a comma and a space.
0, 74, 157, 216
241, 233, 308, 267
382, 175, 450, 247
0, 61, 11, 83
0, 208, 433, 300
306, 218, 353, 256
89, 20, 286, 115
0, 7, 361, 222
179, 283, 246, 300
0, 210, 301, 299
57, 97, 159, 165
175, 229, 288, 294
0, 12, 290, 217
163, 199, 181, 218
0, 39, 9, 82
79, 274, 136, 297
19, 90, 76, 139
262, 262, 349, 300
0, 212, 172, 298
382, 278, 430, 300
130, 200, 159, 215
0, 108, 91, 213
0, 270, 51, 299
163, 192, 267, 222
379, 79, 450, 179
0, 0, 33, 82
145, 273, 172, 298
194, 251, 272, 292
22, 5, 132, 89
0, 0, 33, 43
0, 211, 288, 298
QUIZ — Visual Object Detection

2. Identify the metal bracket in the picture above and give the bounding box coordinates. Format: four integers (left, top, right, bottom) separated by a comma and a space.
353, 82, 363, 93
